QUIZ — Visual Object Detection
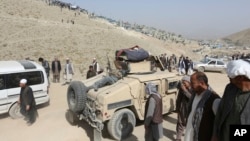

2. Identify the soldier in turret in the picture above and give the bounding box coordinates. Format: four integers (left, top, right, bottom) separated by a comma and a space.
87, 58, 129, 91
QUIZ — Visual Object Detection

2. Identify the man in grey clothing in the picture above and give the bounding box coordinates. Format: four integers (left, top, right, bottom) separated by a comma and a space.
144, 82, 163, 141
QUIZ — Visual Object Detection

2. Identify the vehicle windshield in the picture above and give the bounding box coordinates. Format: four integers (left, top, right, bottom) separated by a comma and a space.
200, 58, 211, 63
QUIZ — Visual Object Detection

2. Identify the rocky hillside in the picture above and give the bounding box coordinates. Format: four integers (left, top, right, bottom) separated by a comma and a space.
0, 0, 201, 77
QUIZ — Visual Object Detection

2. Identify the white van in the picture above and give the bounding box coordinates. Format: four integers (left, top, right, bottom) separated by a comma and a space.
0, 60, 50, 118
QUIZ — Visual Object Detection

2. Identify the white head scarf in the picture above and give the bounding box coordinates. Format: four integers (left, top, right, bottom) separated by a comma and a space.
227, 59, 250, 79
145, 82, 161, 98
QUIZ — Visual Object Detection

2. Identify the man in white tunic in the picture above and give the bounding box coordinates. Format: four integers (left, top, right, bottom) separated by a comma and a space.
63, 58, 74, 85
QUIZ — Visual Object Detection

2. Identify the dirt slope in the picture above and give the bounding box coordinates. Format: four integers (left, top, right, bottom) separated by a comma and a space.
0, 0, 200, 76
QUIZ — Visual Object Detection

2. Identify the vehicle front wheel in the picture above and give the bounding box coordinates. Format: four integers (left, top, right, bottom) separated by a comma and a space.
9, 103, 23, 119
107, 109, 136, 140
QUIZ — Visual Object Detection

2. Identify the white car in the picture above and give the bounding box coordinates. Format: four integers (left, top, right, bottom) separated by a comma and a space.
194, 58, 227, 73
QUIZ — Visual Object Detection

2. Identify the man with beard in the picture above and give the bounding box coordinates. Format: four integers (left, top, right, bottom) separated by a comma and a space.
212, 59, 250, 141
184, 72, 220, 141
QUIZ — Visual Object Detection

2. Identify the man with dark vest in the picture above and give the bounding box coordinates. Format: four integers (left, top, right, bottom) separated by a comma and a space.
175, 75, 193, 141
184, 72, 220, 141
144, 82, 163, 141
212, 59, 250, 141
51, 57, 61, 83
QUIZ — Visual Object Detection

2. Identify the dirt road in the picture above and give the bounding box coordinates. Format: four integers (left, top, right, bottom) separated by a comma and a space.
0, 72, 228, 141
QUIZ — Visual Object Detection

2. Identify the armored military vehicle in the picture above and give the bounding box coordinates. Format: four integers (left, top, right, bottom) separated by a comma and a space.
66, 48, 179, 140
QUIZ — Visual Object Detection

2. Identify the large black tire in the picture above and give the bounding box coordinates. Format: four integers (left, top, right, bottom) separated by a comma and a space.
107, 109, 136, 140
9, 103, 23, 119
67, 81, 87, 112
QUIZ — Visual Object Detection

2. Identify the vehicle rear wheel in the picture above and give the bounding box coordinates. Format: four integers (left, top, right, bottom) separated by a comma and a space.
9, 103, 23, 119
107, 109, 136, 140
198, 67, 205, 72
67, 81, 87, 112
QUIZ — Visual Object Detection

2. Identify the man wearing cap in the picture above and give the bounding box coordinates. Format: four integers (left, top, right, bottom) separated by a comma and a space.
144, 82, 163, 141
175, 75, 192, 141
18, 79, 38, 125
212, 59, 250, 141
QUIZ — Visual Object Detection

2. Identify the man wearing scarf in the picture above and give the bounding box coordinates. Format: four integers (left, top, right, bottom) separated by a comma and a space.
212, 59, 250, 141
184, 72, 220, 141
144, 82, 163, 141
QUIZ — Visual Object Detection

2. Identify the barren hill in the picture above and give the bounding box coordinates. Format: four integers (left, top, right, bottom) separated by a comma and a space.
0, 0, 201, 76
222, 28, 250, 46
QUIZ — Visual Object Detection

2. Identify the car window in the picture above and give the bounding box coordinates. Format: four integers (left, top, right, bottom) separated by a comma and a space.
201, 58, 211, 63
0, 75, 5, 90
208, 61, 216, 65
217, 61, 224, 65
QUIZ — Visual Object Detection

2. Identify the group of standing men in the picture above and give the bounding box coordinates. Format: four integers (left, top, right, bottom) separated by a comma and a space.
38, 57, 75, 85
38, 56, 103, 84
176, 59, 250, 141
144, 59, 250, 141
159, 54, 194, 75
177, 55, 194, 76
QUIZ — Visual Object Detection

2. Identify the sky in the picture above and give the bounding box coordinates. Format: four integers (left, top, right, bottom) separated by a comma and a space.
61, 0, 250, 39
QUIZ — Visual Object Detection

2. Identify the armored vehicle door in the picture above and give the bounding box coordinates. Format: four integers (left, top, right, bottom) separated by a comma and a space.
161, 77, 179, 114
